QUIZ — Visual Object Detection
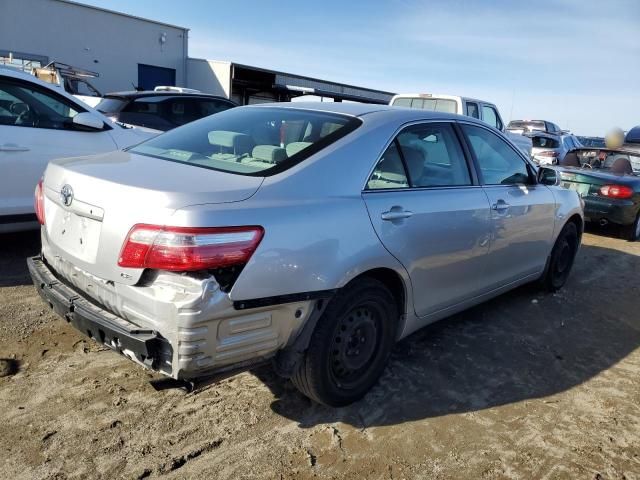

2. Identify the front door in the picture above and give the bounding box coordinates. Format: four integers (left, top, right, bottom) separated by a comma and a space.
460, 123, 556, 287
363, 122, 493, 317
0, 76, 116, 220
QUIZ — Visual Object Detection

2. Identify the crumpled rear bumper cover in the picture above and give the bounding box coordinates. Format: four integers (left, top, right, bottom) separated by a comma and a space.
27, 256, 173, 374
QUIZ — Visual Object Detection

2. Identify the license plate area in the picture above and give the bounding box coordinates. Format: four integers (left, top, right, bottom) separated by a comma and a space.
46, 199, 102, 263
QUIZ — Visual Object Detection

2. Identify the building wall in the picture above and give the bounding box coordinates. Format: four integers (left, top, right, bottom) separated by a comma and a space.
0, 0, 188, 93
187, 58, 231, 97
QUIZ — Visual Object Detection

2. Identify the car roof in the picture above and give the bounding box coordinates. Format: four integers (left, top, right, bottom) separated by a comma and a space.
104, 91, 233, 100
248, 101, 468, 122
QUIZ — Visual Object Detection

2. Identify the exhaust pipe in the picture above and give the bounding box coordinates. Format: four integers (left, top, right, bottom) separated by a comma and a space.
599, 219, 608, 226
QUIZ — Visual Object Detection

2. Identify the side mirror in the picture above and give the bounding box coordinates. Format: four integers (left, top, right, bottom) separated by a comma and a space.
537, 166, 559, 186
72, 112, 104, 131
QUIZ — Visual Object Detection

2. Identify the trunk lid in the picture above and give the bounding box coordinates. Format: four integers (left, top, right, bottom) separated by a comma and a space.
41, 150, 263, 285
556, 167, 636, 197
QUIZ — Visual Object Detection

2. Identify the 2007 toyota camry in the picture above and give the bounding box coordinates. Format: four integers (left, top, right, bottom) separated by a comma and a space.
28, 103, 583, 406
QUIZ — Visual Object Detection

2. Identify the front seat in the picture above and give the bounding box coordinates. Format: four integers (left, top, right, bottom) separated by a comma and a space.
611, 157, 633, 174
402, 146, 426, 185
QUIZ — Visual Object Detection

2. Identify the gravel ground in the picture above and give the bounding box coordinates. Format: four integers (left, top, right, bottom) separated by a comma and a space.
0, 229, 639, 480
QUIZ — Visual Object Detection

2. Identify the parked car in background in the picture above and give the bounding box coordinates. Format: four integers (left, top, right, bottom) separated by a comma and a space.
389, 93, 532, 157
530, 132, 583, 165
555, 126, 640, 239
577, 136, 606, 148
95, 89, 237, 131
0, 68, 157, 233
507, 119, 562, 135
29, 103, 582, 407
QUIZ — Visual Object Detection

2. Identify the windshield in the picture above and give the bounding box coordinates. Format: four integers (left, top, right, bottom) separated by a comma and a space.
130, 106, 361, 176
96, 97, 127, 113
531, 136, 559, 148
392, 97, 458, 114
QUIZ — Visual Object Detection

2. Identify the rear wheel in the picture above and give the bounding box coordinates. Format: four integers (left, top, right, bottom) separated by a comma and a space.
291, 278, 398, 407
542, 222, 579, 292
622, 212, 640, 241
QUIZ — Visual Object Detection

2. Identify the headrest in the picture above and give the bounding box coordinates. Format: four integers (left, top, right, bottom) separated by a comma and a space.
208, 130, 253, 154
252, 145, 287, 164
285, 141, 312, 157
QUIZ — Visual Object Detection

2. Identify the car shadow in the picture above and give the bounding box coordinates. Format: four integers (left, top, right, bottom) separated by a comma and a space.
584, 221, 626, 241
0, 230, 40, 287
254, 243, 640, 427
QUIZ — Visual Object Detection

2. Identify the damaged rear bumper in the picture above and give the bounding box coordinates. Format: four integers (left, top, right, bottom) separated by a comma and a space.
28, 256, 173, 374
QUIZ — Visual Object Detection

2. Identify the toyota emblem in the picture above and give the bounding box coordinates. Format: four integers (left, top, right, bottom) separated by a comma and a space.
60, 184, 74, 207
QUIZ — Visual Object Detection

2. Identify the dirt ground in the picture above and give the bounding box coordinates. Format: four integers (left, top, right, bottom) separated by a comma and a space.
1, 228, 639, 480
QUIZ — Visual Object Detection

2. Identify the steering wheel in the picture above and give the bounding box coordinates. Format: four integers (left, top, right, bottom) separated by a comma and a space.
11, 103, 38, 127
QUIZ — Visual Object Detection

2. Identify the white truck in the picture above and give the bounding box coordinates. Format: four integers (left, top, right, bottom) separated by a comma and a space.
390, 93, 532, 157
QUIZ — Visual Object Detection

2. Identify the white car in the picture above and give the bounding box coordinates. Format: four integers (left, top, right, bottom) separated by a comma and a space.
0, 68, 158, 233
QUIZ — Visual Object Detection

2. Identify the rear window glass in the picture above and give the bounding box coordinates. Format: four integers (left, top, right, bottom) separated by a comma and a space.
508, 120, 546, 131
392, 97, 457, 114
532, 136, 559, 148
130, 107, 361, 176
96, 97, 127, 113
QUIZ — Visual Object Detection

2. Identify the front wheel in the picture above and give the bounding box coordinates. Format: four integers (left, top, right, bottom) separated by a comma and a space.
291, 278, 398, 407
542, 222, 579, 292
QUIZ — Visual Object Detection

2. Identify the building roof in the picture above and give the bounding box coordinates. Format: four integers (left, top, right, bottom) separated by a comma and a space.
55, 0, 189, 31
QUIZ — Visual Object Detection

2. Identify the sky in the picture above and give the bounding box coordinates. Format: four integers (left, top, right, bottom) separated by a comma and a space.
81, 0, 639, 136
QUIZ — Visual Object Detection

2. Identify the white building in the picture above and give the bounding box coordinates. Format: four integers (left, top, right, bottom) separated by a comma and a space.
0, 0, 189, 93
0, 0, 393, 104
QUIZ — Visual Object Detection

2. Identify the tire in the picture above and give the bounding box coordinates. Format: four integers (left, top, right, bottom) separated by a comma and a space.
621, 212, 640, 241
291, 278, 398, 407
542, 222, 579, 292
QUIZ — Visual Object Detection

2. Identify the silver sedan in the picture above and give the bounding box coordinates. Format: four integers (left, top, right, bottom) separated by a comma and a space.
28, 103, 583, 406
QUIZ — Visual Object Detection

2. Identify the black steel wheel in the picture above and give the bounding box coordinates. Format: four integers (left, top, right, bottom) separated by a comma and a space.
292, 278, 398, 407
543, 221, 579, 292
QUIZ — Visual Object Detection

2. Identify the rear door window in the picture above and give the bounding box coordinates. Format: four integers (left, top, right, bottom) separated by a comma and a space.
466, 102, 479, 119
367, 123, 471, 189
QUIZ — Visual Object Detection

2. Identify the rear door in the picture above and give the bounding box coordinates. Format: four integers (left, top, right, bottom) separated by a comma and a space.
363, 121, 493, 317
460, 123, 556, 287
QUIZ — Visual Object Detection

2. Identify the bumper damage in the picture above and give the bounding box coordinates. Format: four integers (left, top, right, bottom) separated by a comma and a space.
28, 256, 173, 373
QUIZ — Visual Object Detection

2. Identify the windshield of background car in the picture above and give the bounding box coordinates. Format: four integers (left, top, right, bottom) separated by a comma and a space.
130, 107, 361, 176
392, 97, 457, 114
96, 97, 127, 113
532, 136, 559, 148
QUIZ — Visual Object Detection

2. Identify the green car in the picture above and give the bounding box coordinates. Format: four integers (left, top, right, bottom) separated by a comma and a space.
554, 126, 640, 240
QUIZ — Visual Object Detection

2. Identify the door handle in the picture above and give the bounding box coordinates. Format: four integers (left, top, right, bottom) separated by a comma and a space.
381, 207, 413, 221
491, 199, 510, 211
0, 144, 30, 152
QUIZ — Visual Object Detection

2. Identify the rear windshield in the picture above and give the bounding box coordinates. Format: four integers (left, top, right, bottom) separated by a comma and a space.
392, 97, 458, 114
508, 120, 545, 130
96, 97, 127, 113
531, 136, 559, 148
129, 107, 361, 176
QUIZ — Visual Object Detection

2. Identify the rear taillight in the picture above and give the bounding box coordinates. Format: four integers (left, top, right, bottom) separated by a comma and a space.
34, 179, 45, 225
599, 184, 634, 199
538, 151, 559, 157
118, 225, 264, 271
